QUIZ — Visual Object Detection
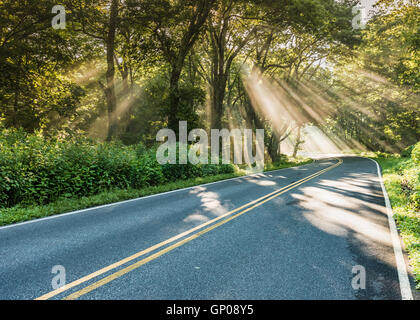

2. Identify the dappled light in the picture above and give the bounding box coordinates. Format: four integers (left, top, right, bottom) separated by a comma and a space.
296, 180, 392, 244
244, 68, 366, 157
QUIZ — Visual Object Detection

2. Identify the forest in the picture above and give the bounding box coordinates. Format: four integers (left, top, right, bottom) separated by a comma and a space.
0, 0, 419, 217
0, 0, 417, 148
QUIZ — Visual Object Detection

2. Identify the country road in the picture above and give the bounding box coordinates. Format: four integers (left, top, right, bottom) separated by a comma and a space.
0, 157, 415, 300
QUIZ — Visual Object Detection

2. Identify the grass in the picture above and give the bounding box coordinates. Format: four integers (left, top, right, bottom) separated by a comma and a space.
0, 157, 312, 227
372, 155, 420, 289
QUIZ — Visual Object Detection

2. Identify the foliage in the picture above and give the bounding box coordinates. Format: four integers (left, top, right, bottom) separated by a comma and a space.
0, 0, 100, 133
412, 141, 420, 164
0, 172, 241, 226
0, 137, 310, 226
314, 1, 420, 154
402, 144, 415, 158
366, 0, 420, 92
0, 129, 233, 209
375, 151, 420, 288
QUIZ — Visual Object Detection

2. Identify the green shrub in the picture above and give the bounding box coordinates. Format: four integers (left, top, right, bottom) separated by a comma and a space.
159, 143, 234, 181
0, 130, 234, 209
137, 148, 165, 187
411, 191, 420, 210
401, 144, 415, 157
412, 141, 420, 164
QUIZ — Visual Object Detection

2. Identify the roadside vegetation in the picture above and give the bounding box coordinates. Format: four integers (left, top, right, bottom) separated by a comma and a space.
367, 142, 420, 288
0, 128, 311, 226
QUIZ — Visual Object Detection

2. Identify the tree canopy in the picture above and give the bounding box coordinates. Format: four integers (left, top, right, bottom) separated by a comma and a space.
0, 0, 418, 156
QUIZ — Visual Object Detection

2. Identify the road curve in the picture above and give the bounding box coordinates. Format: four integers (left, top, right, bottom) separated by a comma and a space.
0, 157, 415, 299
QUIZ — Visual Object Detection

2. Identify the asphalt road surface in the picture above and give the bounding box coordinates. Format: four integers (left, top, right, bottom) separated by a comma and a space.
0, 157, 416, 300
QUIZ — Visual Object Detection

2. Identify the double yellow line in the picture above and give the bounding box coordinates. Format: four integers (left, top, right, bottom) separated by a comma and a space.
36, 157, 342, 300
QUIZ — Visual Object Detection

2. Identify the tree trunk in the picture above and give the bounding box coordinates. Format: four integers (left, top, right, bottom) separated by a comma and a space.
10, 55, 23, 128
105, 0, 118, 141
210, 77, 227, 130
269, 125, 293, 162
292, 125, 303, 158
121, 63, 129, 98
160, 0, 214, 133
268, 133, 280, 162
168, 63, 182, 133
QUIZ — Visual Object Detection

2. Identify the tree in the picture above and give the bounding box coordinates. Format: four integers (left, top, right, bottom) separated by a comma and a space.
363, 0, 419, 92
316, 0, 420, 152
0, 0, 90, 132
127, 0, 215, 134
104, 0, 119, 140
204, 0, 256, 130
67, 0, 121, 140
240, 0, 357, 160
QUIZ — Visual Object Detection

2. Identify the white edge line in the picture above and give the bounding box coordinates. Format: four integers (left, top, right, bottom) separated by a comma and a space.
366, 157, 413, 300
0, 159, 322, 231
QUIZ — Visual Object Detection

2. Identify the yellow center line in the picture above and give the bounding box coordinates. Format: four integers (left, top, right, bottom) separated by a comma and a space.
35, 158, 342, 300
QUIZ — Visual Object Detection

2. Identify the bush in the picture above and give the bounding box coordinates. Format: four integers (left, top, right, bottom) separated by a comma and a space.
412, 141, 420, 164
401, 144, 415, 157
0, 130, 234, 209
411, 191, 420, 210
160, 144, 234, 181
400, 142, 420, 210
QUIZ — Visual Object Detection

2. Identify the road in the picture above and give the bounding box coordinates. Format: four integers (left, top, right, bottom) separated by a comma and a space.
0, 157, 415, 300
